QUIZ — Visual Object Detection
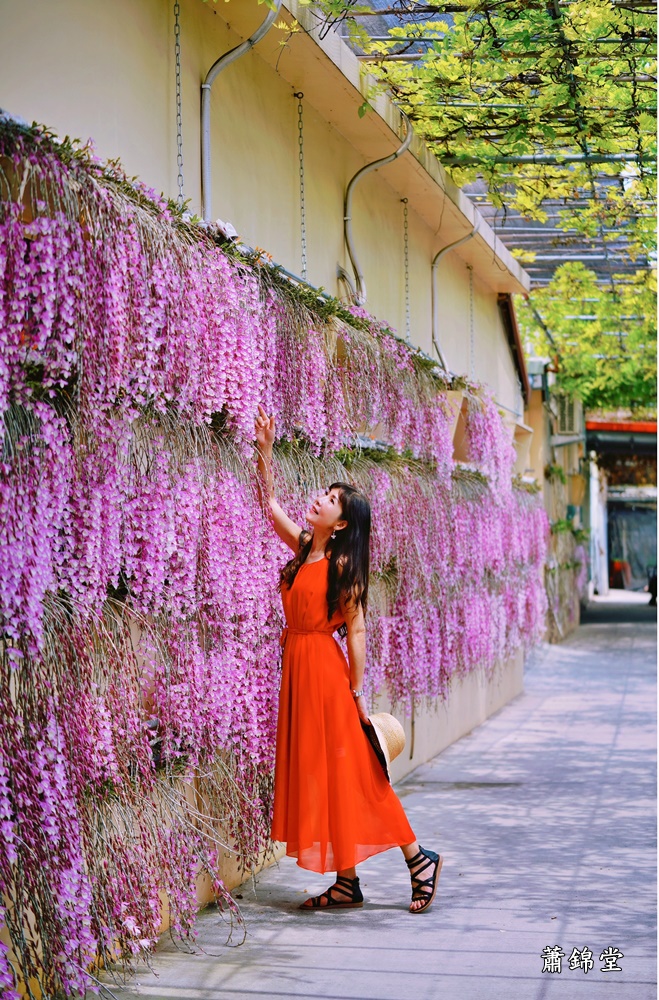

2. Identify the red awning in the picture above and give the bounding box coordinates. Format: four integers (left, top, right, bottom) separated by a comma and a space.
586, 420, 657, 434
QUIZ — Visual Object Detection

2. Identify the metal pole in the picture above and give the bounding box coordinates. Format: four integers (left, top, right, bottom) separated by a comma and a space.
442, 151, 653, 167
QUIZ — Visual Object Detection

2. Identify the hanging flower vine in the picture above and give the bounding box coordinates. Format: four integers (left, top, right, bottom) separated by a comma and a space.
0, 117, 548, 999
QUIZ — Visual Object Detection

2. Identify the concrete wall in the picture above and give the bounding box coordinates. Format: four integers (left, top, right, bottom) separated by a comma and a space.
380, 648, 525, 786
526, 386, 550, 484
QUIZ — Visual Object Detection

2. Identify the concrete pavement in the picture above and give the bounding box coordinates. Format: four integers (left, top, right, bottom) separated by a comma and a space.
105, 598, 656, 1000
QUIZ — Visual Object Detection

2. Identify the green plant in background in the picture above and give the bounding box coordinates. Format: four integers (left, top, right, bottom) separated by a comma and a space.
551, 517, 575, 534
208, 1, 656, 417
550, 519, 590, 541
311, 0, 656, 268
545, 463, 568, 485
520, 262, 656, 413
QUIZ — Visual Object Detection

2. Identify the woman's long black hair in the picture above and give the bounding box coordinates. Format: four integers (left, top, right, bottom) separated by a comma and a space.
279, 482, 370, 623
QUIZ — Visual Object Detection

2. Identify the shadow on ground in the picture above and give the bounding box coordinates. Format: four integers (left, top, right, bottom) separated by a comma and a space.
103, 614, 657, 1000
580, 597, 657, 625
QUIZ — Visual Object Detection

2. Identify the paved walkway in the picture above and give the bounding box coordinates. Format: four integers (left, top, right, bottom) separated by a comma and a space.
106, 603, 656, 1000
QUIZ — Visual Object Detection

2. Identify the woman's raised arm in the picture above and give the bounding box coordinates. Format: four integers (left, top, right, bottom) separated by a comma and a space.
255, 405, 304, 552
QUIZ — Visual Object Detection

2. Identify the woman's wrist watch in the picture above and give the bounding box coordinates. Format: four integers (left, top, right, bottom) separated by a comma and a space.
351, 688, 365, 698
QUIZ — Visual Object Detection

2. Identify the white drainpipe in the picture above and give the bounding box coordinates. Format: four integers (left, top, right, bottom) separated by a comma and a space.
201, 0, 283, 223
338, 110, 414, 305
431, 224, 479, 369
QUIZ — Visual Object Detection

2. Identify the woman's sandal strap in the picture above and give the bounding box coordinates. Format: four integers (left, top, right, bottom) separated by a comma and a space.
405, 850, 425, 869
306, 876, 363, 908
410, 859, 436, 890
407, 847, 442, 912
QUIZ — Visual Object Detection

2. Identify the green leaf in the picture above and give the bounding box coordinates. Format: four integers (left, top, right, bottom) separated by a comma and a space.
322, 0, 655, 272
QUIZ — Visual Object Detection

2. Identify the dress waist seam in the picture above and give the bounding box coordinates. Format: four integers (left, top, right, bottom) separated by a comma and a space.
280, 626, 339, 648
286, 628, 336, 634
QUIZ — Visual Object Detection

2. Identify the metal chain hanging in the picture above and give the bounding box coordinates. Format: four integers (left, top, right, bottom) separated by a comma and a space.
467, 263, 475, 379
174, 0, 185, 208
294, 92, 307, 280
402, 198, 411, 343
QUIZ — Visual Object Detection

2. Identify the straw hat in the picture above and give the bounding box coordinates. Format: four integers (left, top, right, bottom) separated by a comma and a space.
362, 712, 406, 782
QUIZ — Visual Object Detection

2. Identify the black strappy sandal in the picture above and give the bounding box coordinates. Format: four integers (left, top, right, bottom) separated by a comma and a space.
299, 875, 364, 910
406, 846, 443, 914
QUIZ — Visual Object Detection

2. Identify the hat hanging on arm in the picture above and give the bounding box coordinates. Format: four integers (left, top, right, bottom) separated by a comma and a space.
362, 712, 406, 783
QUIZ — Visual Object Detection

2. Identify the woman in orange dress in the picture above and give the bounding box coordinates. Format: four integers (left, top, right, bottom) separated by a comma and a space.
255, 406, 443, 913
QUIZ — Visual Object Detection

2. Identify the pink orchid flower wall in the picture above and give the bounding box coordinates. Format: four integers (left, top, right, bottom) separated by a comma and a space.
0, 121, 548, 998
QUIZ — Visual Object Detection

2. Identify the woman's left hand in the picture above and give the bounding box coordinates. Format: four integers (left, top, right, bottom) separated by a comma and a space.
354, 695, 371, 726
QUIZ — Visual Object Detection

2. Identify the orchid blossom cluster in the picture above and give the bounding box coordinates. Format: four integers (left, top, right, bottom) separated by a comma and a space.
273, 453, 548, 710
0, 119, 547, 999
464, 392, 518, 490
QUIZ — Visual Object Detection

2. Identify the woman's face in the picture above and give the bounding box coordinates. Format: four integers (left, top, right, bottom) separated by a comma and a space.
307, 487, 347, 534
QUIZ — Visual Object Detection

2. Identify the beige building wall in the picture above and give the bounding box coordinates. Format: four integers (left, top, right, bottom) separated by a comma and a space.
0, 0, 527, 416
527, 386, 549, 486
378, 648, 525, 786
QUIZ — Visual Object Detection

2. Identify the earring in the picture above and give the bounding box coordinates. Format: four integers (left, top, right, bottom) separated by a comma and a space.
331, 531, 336, 540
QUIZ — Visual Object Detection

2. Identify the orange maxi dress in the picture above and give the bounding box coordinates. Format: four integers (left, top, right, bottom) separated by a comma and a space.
271, 556, 415, 873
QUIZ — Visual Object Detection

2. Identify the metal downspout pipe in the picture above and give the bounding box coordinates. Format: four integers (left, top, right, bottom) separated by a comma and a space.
201, 0, 282, 223
431, 224, 479, 369
339, 110, 414, 305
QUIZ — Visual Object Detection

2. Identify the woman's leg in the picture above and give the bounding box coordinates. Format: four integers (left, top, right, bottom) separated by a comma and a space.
402, 842, 420, 863
402, 841, 443, 913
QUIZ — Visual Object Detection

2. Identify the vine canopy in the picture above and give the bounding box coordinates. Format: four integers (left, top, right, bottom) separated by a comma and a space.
309, 0, 656, 286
